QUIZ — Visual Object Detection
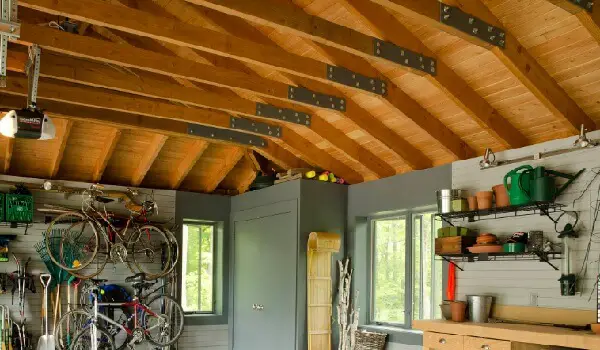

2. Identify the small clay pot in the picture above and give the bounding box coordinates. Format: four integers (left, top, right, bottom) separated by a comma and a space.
467, 196, 478, 211
476, 191, 493, 210
450, 301, 467, 322
493, 184, 510, 208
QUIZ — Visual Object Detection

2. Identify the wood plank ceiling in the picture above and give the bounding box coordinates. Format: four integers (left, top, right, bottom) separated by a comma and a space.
0, 0, 598, 194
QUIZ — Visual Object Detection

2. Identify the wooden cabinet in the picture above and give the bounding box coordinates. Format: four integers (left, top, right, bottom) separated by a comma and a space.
423, 331, 464, 349
464, 336, 511, 350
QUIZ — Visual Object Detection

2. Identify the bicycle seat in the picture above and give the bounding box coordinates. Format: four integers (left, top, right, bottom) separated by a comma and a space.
125, 273, 147, 284
95, 196, 116, 204
90, 278, 108, 284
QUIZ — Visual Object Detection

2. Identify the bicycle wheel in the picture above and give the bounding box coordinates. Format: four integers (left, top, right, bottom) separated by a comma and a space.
45, 212, 99, 271
71, 326, 115, 350
126, 225, 172, 280
56, 309, 92, 350
164, 227, 179, 275
67, 231, 110, 279
142, 295, 184, 347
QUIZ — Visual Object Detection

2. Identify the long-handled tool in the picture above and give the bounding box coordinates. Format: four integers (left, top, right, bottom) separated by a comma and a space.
37, 275, 53, 350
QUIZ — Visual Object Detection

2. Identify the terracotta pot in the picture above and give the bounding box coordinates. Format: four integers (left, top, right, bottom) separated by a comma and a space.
476, 191, 493, 210
450, 301, 467, 322
493, 184, 510, 208
467, 196, 478, 211
591, 323, 600, 335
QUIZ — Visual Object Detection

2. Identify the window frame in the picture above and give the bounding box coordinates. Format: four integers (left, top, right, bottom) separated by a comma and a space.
367, 207, 442, 330
181, 221, 218, 315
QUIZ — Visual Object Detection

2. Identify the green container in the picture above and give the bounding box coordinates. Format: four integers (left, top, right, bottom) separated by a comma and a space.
6, 194, 33, 223
0, 193, 5, 222
503, 242, 526, 253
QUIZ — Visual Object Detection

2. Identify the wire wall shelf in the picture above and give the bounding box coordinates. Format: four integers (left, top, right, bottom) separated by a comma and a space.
437, 251, 563, 271
435, 202, 566, 226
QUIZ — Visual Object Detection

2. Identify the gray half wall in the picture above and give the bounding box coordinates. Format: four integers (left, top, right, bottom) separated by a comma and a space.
347, 164, 452, 346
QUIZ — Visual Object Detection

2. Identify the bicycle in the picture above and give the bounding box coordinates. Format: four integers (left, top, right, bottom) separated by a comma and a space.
57, 272, 184, 349
42, 185, 177, 280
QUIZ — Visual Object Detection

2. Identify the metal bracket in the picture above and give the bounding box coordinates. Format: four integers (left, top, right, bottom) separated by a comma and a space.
567, 0, 594, 11
0, 0, 18, 88
326, 65, 387, 95
373, 39, 437, 75
26, 44, 41, 107
440, 4, 506, 48
187, 123, 268, 148
230, 116, 282, 138
288, 86, 345, 112
255, 103, 311, 126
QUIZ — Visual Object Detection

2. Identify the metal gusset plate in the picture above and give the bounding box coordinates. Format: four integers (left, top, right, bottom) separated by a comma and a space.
326, 65, 387, 95
288, 86, 346, 112
373, 39, 437, 75
187, 123, 268, 148
567, 0, 594, 11
255, 103, 311, 126
440, 4, 506, 48
230, 116, 282, 138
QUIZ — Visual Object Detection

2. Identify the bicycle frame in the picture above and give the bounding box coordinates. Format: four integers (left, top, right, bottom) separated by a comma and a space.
87, 293, 165, 348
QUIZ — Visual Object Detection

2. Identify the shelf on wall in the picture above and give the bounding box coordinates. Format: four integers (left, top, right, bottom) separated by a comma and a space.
435, 201, 566, 226
437, 251, 562, 271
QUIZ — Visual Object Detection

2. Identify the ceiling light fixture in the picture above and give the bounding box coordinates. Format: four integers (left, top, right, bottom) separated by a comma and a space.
573, 124, 597, 149
479, 148, 497, 169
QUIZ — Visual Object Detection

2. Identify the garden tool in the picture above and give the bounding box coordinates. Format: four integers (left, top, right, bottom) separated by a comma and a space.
36, 274, 54, 350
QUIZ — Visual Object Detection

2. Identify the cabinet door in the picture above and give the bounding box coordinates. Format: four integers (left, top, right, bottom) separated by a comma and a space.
232, 201, 298, 350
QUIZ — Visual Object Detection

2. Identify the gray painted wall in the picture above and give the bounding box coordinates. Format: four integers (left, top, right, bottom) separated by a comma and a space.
347, 164, 452, 347
176, 191, 231, 326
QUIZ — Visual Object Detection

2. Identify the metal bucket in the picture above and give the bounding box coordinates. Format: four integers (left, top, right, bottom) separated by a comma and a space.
467, 295, 494, 323
436, 189, 464, 213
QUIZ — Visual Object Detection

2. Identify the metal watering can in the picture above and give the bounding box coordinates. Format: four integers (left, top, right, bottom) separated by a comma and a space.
503, 165, 533, 206
519, 166, 585, 202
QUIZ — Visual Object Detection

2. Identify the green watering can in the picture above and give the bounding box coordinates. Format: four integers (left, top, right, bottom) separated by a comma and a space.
520, 166, 585, 202
504, 165, 533, 206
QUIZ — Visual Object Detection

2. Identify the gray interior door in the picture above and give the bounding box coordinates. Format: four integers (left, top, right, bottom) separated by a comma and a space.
232, 201, 298, 350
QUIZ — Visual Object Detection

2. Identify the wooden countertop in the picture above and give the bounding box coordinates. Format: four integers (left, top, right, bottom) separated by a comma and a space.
413, 320, 600, 349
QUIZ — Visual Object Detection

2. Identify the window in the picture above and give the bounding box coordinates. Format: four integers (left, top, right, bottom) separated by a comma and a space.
370, 211, 442, 328
181, 223, 215, 314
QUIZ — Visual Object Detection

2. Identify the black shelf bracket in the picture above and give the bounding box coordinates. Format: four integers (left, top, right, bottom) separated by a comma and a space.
440, 255, 464, 271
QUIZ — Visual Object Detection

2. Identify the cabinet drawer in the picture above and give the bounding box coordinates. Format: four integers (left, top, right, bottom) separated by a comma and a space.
423, 331, 463, 349
464, 336, 511, 350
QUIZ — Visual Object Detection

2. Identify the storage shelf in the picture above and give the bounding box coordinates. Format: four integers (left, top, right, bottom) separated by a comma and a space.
435, 201, 565, 226
437, 251, 562, 271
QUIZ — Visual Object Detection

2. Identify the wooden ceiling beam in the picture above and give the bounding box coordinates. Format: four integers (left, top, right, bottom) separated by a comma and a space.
0, 93, 309, 173
203, 147, 245, 193
543, 1, 600, 44
365, 0, 597, 134
19, 0, 370, 93
131, 134, 168, 186
93, 127, 121, 183
49, 119, 73, 179
2, 76, 362, 183
338, 0, 528, 149
8, 49, 388, 180
233, 157, 258, 194
169, 139, 209, 189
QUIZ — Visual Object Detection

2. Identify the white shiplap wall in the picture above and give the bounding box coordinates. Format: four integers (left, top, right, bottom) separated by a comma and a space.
452, 131, 600, 310
0, 175, 227, 350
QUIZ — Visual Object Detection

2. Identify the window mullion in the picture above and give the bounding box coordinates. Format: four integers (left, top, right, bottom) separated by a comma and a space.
405, 214, 412, 328
419, 215, 424, 320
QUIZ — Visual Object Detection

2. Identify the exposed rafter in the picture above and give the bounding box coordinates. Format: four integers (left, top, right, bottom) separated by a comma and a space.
0, 94, 308, 176
543, 0, 600, 44
49, 119, 73, 178
337, 0, 528, 149
131, 134, 168, 186
203, 147, 244, 192
363, 0, 596, 134
93, 127, 121, 183
169, 139, 209, 189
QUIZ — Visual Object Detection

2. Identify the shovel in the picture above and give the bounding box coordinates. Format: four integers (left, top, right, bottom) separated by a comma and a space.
36, 274, 53, 350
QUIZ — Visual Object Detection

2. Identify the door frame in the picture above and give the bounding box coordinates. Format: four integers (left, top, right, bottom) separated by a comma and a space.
229, 199, 299, 350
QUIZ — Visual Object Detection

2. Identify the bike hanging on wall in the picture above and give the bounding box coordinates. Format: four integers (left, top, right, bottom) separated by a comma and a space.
41, 185, 178, 280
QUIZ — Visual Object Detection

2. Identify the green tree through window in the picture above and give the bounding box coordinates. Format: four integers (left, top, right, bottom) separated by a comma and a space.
182, 224, 214, 313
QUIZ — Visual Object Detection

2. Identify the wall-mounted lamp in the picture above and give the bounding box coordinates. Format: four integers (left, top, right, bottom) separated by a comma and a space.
573, 124, 598, 149
479, 148, 497, 169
